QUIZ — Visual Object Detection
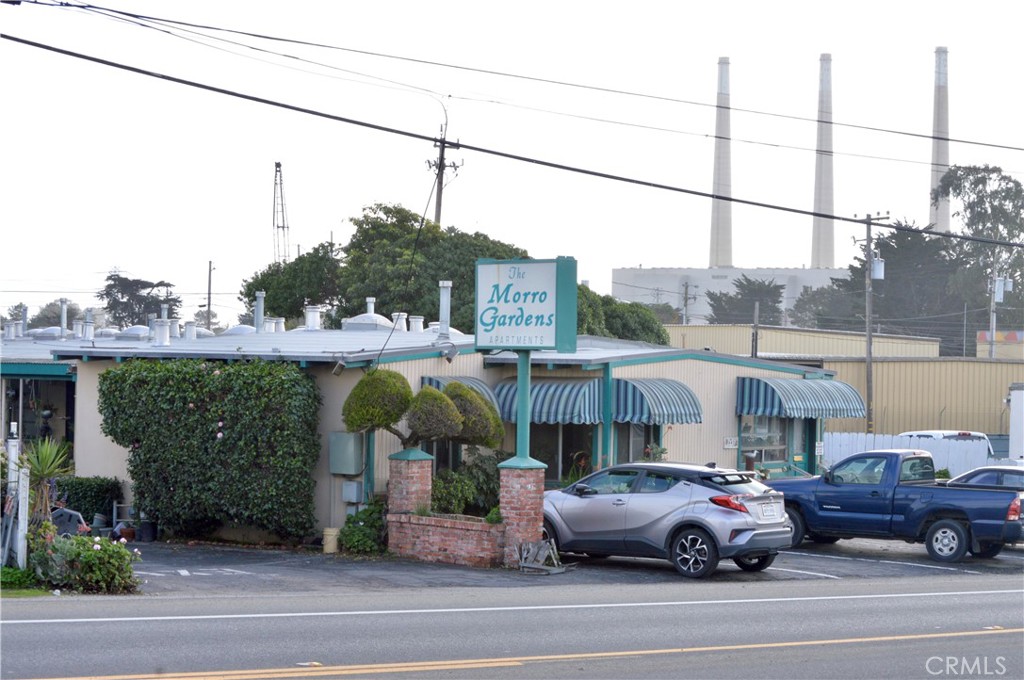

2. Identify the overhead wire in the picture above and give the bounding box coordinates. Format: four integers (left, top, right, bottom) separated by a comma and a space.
2, 33, 1020, 252
49, 1, 1024, 154
13, 0, 1024, 176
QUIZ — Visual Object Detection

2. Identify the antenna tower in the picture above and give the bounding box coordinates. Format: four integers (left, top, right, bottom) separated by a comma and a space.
272, 162, 290, 264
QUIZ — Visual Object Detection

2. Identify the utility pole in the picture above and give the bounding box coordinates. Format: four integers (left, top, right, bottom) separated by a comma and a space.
427, 127, 461, 225
858, 211, 888, 434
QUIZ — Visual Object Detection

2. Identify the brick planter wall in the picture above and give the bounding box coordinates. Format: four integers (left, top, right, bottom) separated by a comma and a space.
499, 467, 545, 567
387, 513, 504, 568
387, 457, 432, 514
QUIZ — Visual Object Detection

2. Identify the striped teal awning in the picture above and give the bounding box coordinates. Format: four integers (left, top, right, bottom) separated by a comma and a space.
613, 378, 702, 425
421, 376, 499, 410
736, 377, 865, 419
495, 378, 602, 424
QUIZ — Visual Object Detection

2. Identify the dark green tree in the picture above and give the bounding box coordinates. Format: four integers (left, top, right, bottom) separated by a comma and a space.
934, 165, 1024, 336
602, 298, 671, 345
419, 228, 529, 332
577, 284, 609, 336
788, 284, 856, 329
646, 302, 683, 325
795, 223, 996, 356
97, 273, 181, 328
336, 204, 445, 323
706, 275, 784, 325
28, 299, 83, 328
239, 242, 344, 327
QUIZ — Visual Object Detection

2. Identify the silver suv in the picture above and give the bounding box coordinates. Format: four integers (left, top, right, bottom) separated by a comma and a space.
542, 462, 791, 578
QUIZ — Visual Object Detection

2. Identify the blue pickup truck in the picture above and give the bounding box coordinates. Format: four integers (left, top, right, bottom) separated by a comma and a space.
768, 449, 1023, 562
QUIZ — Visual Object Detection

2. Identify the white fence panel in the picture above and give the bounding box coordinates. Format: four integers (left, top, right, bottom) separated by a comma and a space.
822, 433, 991, 477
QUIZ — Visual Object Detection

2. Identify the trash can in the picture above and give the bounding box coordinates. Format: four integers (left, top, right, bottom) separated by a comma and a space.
138, 520, 157, 542
323, 527, 340, 554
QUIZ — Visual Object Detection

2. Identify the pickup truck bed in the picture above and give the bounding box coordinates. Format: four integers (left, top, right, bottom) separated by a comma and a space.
768, 449, 1023, 562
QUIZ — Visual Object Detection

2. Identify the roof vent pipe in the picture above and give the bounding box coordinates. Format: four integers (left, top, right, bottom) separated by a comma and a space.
366, 297, 376, 314
438, 280, 452, 340
84, 318, 95, 341
254, 291, 265, 334
184, 321, 197, 340
391, 313, 408, 332
155, 319, 171, 346
60, 298, 68, 339
4, 323, 15, 340
161, 304, 169, 320
409, 315, 425, 333
21, 304, 28, 337
275, 318, 286, 333
73, 319, 83, 339
304, 305, 322, 331
169, 319, 181, 338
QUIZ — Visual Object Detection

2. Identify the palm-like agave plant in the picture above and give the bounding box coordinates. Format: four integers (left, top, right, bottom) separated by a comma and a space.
23, 437, 73, 524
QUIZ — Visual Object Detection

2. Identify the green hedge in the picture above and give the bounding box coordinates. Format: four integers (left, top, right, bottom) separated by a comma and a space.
98, 359, 321, 542
55, 476, 123, 522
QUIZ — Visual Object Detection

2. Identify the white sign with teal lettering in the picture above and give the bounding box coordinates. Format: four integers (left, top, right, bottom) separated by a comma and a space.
475, 257, 577, 352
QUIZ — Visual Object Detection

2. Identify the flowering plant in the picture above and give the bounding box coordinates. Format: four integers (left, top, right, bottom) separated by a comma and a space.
28, 522, 141, 594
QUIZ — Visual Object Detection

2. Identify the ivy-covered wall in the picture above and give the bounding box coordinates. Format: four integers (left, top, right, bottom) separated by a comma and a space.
97, 359, 321, 541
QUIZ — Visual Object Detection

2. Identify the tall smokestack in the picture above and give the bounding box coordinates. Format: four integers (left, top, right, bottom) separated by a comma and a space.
929, 47, 950, 232
709, 57, 732, 268
811, 54, 835, 268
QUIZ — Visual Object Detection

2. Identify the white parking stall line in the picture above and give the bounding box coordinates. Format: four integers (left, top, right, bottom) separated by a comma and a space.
784, 550, 980, 573
768, 567, 842, 579
176, 569, 190, 576
875, 559, 981, 573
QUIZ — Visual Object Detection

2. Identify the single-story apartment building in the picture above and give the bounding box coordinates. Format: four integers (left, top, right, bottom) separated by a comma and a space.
2, 292, 864, 536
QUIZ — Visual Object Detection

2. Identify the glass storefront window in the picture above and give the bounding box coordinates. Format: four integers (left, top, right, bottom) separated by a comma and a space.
740, 415, 788, 468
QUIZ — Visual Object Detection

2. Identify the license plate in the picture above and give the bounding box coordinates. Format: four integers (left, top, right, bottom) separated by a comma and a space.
760, 503, 778, 519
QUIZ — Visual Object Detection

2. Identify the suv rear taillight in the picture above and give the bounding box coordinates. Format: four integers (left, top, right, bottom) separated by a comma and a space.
1008, 497, 1020, 522
711, 494, 752, 513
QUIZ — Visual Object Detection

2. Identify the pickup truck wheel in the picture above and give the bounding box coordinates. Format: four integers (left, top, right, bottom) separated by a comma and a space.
925, 519, 969, 562
671, 528, 719, 578
733, 554, 777, 572
809, 534, 840, 544
969, 543, 1003, 559
785, 506, 806, 548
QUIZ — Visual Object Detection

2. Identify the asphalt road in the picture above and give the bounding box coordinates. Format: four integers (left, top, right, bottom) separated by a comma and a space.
118, 535, 1024, 596
2, 538, 1022, 679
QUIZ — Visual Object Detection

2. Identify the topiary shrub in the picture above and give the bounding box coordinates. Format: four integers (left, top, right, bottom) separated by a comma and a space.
442, 382, 504, 449
342, 368, 413, 436
98, 359, 321, 542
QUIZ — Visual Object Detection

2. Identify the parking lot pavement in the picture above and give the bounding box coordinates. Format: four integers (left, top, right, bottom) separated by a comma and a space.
126, 538, 1024, 596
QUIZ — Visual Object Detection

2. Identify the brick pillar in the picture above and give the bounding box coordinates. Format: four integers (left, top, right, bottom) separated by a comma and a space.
388, 457, 432, 514
499, 467, 545, 567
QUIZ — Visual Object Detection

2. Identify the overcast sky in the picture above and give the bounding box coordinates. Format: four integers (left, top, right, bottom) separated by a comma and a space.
2, 1, 1021, 326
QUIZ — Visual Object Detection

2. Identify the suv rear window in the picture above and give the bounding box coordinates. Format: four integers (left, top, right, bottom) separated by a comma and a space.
704, 473, 769, 495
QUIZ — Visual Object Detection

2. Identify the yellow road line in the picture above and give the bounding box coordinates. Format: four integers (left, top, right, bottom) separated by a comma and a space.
32, 627, 1024, 680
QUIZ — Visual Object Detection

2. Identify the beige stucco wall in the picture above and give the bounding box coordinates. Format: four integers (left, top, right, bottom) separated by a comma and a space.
71, 361, 133, 494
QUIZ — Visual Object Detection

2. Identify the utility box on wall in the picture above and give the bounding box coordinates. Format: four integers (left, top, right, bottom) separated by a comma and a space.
329, 432, 363, 475
341, 481, 363, 504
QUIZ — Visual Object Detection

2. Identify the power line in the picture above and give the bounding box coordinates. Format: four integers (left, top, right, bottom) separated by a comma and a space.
53, 1, 1024, 154
5, 34, 1020, 254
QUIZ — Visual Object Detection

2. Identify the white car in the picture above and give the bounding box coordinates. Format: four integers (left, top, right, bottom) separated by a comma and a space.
898, 430, 994, 457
